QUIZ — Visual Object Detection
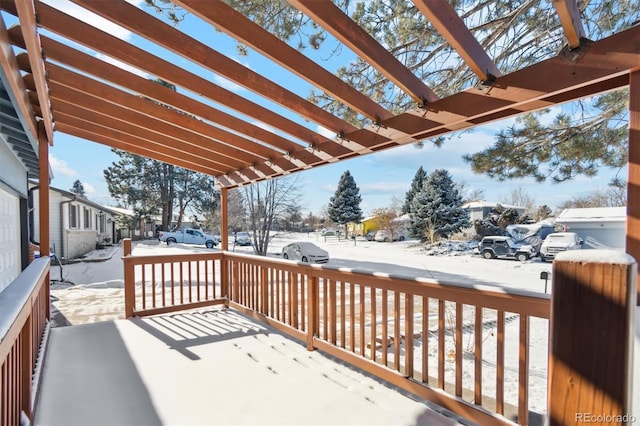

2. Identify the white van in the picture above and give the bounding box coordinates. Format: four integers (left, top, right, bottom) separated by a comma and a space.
539, 232, 584, 262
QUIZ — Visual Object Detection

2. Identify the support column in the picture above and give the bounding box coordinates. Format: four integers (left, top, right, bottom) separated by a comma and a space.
628, 70, 640, 305
38, 122, 50, 319
221, 187, 228, 251
548, 251, 636, 425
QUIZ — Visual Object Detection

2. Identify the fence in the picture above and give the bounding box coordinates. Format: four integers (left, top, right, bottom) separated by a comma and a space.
0, 257, 50, 426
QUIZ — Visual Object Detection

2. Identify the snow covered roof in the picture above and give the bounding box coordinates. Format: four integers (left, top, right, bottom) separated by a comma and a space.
461, 200, 524, 210
556, 207, 626, 223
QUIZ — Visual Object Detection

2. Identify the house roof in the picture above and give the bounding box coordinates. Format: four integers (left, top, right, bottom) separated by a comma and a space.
0, 1, 638, 190
556, 206, 627, 222
461, 200, 525, 210
29, 180, 121, 214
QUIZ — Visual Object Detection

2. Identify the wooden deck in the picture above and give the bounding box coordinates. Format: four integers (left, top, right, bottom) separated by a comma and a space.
34, 308, 466, 426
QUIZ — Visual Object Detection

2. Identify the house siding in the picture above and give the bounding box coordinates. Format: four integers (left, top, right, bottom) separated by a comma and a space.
0, 138, 28, 196
0, 186, 21, 291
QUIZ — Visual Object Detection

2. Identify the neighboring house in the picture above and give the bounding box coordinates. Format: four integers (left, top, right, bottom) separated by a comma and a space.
30, 184, 118, 261
0, 72, 40, 291
555, 206, 626, 250
462, 200, 526, 222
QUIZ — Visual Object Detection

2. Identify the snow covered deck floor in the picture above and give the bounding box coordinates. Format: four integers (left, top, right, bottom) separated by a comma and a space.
34, 308, 467, 426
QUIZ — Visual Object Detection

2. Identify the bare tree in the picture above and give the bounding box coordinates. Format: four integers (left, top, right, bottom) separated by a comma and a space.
242, 175, 300, 256
501, 187, 535, 211
557, 185, 627, 210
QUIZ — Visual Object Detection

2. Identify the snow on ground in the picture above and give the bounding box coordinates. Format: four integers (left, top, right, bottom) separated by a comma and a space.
50, 233, 553, 418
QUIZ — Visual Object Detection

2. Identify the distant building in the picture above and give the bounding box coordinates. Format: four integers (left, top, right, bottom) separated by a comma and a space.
555, 207, 626, 250
30, 184, 119, 260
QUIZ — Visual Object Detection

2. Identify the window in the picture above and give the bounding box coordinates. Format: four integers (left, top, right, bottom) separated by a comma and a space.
83, 207, 90, 229
69, 205, 78, 229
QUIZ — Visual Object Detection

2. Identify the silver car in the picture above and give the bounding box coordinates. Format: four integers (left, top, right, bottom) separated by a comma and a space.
282, 242, 329, 263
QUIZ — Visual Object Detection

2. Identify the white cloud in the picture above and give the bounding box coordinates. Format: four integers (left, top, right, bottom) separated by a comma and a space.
49, 156, 76, 177
95, 53, 150, 78
361, 182, 408, 193
214, 75, 245, 93
42, 0, 137, 41
82, 182, 96, 195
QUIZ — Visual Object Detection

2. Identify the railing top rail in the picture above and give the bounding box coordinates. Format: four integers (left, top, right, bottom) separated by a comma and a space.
122, 251, 224, 265
221, 251, 550, 318
0, 257, 49, 355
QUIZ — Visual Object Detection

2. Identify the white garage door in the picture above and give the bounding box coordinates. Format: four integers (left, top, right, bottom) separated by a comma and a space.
0, 187, 20, 292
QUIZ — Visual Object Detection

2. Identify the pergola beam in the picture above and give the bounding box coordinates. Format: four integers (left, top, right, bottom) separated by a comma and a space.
0, 13, 38, 144
289, 0, 438, 106
70, 0, 364, 141
27, 2, 335, 162
173, 0, 394, 124
13, 0, 53, 143
412, 0, 501, 83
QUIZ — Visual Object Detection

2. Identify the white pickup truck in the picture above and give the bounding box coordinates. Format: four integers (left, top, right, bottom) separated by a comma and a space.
539, 232, 583, 262
158, 228, 219, 248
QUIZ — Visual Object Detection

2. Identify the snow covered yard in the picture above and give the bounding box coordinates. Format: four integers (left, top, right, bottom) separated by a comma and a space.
49, 233, 553, 421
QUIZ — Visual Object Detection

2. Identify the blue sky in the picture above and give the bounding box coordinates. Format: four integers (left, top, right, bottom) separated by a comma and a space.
32, 1, 625, 217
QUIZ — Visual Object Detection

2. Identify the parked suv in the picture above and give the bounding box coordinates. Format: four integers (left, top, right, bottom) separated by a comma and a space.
478, 236, 535, 262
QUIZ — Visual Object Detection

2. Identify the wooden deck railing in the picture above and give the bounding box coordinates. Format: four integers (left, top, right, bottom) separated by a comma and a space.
122, 240, 227, 317
0, 257, 50, 426
123, 245, 550, 425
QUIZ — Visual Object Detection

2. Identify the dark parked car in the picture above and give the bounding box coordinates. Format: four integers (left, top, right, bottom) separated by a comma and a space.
365, 231, 375, 241
478, 236, 535, 262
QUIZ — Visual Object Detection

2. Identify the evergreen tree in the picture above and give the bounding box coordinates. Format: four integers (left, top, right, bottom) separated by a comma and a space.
408, 169, 470, 242
104, 149, 218, 231
402, 166, 426, 215
328, 171, 363, 235
70, 180, 86, 197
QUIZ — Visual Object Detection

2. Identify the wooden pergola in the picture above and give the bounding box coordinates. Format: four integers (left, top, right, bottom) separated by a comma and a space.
1, 1, 640, 424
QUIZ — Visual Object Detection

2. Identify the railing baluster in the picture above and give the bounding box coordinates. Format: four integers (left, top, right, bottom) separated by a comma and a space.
438, 299, 445, 389
196, 260, 201, 302
455, 303, 463, 397
141, 265, 147, 310
405, 294, 414, 378
291, 272, 299, 328
394, 291, 400, 371
170, 262, 175, 306
370, 287, 376, 362
359, 285, 365, 357
349, 282, 355, 353
340, 281, 346, 348
474, 306, 483, 406
329, 278, 336, 344
422, 297, 428, 383
496, 310, 505, 415
382, 289, 388, 367
322, 279, 328, 340
518, 315, 529, 425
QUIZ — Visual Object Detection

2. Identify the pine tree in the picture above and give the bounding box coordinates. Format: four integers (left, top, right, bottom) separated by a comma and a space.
70, 180, 86, 197
408, 169, 470, 242
402, 166, 426, 214
328, 171, 362, 235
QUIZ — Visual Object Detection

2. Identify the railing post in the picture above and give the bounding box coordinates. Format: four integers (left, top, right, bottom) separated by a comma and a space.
221, 255, 229, 307
549, 250, 636, 425
123, 238, 134, 318
306, 273, 318, 351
